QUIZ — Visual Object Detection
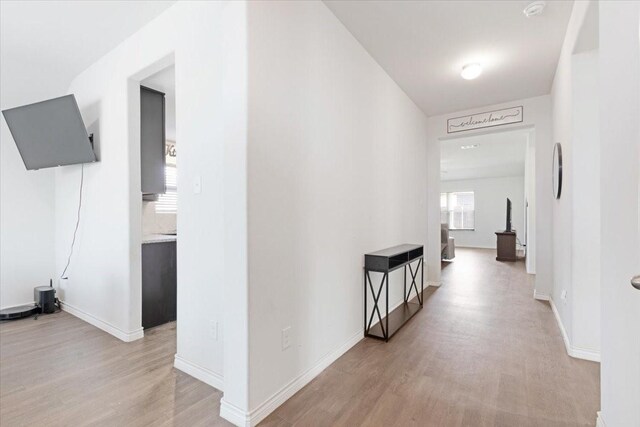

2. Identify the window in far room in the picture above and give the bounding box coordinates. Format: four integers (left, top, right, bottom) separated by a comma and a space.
441, 191, 475, 230
156, 141, 177, 214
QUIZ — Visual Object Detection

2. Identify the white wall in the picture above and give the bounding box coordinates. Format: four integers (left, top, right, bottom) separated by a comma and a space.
53, 2, 249, 410
0, 61, 59, 309
549, 0, 601, 361
244, 0, 428, 420
598, 1, 640, 425
427, 95, 552, 296
441, 176, 524, 249
571, 49, 600, 354
550, 1, 582, 355
524, 131, 536, 273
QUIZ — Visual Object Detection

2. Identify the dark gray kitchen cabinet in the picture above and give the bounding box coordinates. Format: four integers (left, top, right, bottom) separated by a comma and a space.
142, 241, 176, 329
140, 86, 166, 196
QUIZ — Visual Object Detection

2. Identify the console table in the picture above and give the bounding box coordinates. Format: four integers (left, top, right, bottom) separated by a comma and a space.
364, 244, 424, 341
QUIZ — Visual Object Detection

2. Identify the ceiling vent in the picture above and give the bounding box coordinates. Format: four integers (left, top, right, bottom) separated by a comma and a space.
523, 1, 546, 18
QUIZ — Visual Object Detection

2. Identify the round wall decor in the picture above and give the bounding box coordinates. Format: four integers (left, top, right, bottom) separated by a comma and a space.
552, 142, 563, 199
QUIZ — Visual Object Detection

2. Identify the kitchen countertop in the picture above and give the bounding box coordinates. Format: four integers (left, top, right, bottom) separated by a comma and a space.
142, 234, 177, 244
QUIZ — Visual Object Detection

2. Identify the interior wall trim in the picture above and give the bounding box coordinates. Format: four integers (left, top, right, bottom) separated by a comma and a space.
533, 290, 550, 301
0, 301, 37, 311
174, 355, 224, 392
219, 399, 250, 427
549, 298, 600, 362
454, 244, 497, 250
596, 411, 607, 427
60, 301, 144, 342
220, 329, 363, 427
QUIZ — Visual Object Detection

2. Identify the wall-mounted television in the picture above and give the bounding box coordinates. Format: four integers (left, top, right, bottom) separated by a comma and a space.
506, 198, 512, 232
2, 94, 96, 170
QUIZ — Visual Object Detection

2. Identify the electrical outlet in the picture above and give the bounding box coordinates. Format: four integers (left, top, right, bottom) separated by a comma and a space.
281, 327, 291, 351
209, 320, 218, 341
193, 176, 202, 194
561, 289, 567, 303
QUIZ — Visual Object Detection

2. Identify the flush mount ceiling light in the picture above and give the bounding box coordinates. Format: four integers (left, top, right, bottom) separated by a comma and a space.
461, 63, 482, 80
524, 1, 546, 17
460, 144, 479, 150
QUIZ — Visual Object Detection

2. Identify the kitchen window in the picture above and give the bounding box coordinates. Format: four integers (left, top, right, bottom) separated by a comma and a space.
156, 165, 177, 214
441, 191, 475, 230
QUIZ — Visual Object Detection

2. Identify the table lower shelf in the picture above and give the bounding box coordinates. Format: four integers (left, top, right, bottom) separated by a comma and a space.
366, 295, 422, 341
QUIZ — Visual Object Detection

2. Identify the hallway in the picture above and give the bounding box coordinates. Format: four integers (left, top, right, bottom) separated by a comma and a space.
262, 248, 600, 426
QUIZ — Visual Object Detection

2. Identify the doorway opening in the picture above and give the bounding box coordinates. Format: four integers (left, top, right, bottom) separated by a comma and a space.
439, 128, 535, 272
139, 65, 178, 333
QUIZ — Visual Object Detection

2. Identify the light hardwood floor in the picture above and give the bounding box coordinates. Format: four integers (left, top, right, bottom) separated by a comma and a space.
1, 248, 599, 426
261, 248, 600, 427
0, 315, 230, 426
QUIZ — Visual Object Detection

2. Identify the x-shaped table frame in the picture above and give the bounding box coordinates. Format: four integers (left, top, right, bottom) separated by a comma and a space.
364, 257, 423, 341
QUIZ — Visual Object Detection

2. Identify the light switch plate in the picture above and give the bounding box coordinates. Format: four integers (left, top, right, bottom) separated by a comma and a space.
193, 176, 201, 194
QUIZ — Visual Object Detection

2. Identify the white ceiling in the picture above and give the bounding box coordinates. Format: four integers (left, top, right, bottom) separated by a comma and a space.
441, 130, 528, 181
0, 0, 176, 107
1, 0, 572, 117
324, 0, 574, 116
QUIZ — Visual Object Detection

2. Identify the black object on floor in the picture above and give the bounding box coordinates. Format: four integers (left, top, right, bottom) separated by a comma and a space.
1, 283, 59, 321
0, 304, 39, 321
34, 286, 56, 314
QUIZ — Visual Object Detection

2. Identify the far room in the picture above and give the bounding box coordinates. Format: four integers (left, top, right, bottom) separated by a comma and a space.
440, 128, 535, 272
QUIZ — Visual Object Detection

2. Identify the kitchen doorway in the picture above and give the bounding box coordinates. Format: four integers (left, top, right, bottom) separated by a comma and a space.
139, 65, 178, 332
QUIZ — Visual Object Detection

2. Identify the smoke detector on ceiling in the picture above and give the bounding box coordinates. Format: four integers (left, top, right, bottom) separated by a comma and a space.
523, 1, 546, 18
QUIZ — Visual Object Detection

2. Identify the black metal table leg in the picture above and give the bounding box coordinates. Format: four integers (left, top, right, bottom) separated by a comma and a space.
363, 268, 367, 335
403, 265, 407, 303
421, 256, 424, 306
385, 272, 389, 341
365, 270, 387, 338
407, 260, 422, 305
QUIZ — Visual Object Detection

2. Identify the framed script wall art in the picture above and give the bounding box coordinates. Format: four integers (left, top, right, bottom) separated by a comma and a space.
447, 106, 523, 134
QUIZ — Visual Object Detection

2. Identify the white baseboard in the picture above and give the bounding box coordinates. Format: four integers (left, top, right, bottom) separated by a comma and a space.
174, 355, 224, 391
549, 298, 600, 362
455, 244, 496, 249
426, 281, 441, 287
220, 329, 363, 427
569, 345, 601, 362
533, 290, 550, 301
60, 301, 144, 342
0, 301, 36, 311
596, 411, 606, 427
220, 399, 251, 427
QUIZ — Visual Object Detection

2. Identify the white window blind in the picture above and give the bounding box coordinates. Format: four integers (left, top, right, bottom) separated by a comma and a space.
156, 165, 177, 214
440, 191, 475, 230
